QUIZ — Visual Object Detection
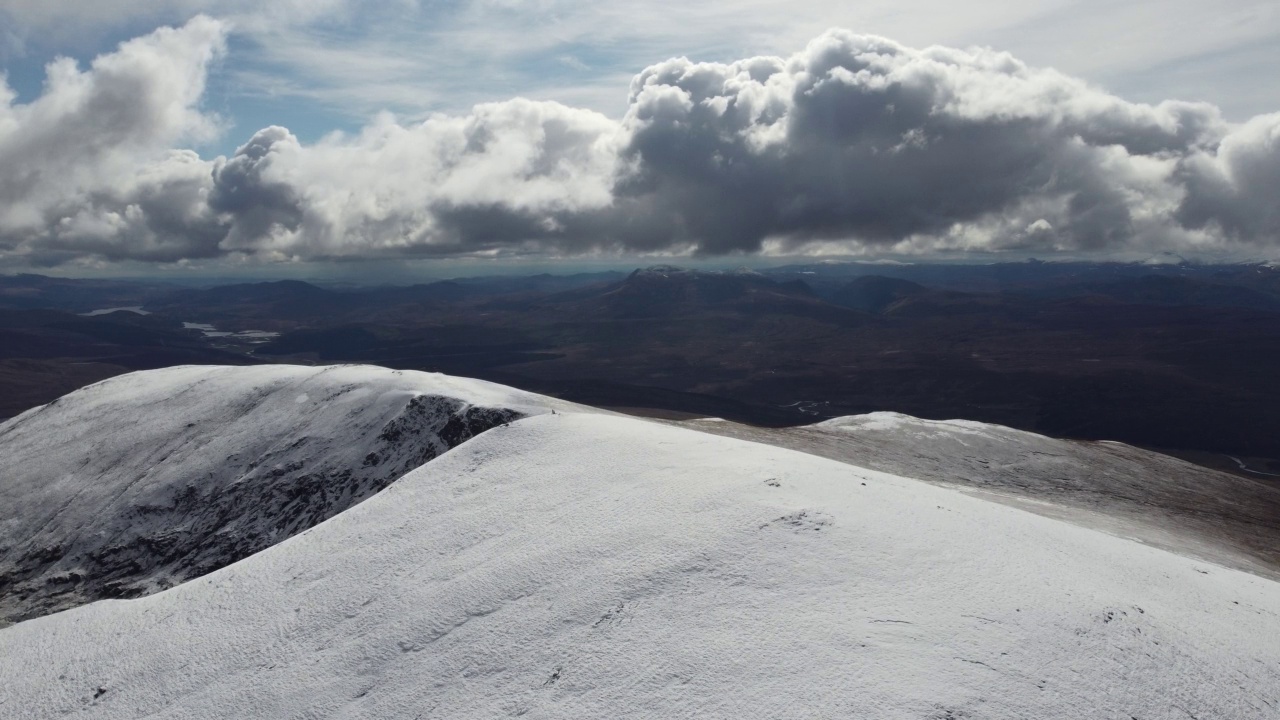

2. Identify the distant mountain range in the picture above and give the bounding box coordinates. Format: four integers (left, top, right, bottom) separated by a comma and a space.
6, 263, 1280, 474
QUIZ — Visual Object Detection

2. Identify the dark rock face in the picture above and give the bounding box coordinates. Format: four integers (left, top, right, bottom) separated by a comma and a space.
0, 369, 526, 627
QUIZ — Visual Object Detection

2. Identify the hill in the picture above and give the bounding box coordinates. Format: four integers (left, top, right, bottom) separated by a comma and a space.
0, 367, 1278, 717
0, 365, 570, 625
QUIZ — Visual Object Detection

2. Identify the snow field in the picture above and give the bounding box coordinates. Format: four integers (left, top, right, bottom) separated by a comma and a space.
2, 411, 1277, 719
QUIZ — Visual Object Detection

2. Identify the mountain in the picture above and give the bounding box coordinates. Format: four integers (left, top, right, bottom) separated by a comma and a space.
147, 275, 629, 326
826, 276, 1035, 318
0, 365, 570, 626
829, 275, 927, 313
684, 412, 1280, 576
1, 367, 1278, 717
146, 280, 345, 321
549, 265, 850, 322
240, 265, 1280, 464
13, 267, 1280, 471
449, 271, 627, 296
0, 274, 173, 313
1029, 274, 1280, 312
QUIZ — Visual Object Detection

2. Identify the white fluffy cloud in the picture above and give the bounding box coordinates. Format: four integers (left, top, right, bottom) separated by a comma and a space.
2, 20, 1279, 266
0, 16, 227, 263
208, 102, 620, 260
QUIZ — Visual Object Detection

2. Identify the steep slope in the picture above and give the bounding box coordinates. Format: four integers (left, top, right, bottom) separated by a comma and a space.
683, 412, 1280, 578
1, 412, 1278, 718
0, 365, 570, 626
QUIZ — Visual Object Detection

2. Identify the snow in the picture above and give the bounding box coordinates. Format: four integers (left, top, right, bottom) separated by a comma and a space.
817, 411, 1035, 438
0, 365, 577, 625
685, 411, 1280, 580
2, 396, 1279, 718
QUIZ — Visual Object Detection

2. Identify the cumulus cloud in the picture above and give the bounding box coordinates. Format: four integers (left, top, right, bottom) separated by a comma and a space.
608, 33, 1231, 255
2, 23, 1279, 266
0, 16, 227, 264
205, 101, 620, 260
1176, 112, 1280, 242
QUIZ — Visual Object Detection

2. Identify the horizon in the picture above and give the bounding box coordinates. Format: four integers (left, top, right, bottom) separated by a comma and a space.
5, 253, 1274, 286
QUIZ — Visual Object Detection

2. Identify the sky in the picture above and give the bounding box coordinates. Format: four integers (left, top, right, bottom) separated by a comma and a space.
0, 0, 1277, 275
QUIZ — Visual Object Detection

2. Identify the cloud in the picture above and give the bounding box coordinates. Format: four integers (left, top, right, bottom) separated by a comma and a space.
0, 8, 26, 61
206, 102, 620, 260
2, 22, 1280, 266
0, 16, 227, 264
605, 32, 1228, 255
1176, 112, 1280, 242
208, 126, 305, 250
5, 1, 1277, 126
0, 0, 351, 45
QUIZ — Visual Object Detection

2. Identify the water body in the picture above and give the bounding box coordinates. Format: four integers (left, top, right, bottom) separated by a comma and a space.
183, 321, 279, 343
81, 307, 150, 316
1225, 455, 1280, 478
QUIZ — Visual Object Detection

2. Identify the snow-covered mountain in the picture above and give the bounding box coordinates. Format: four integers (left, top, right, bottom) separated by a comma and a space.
1, 367, 1279, 718
685, 412, 1280, 578
0, 365, 574, 626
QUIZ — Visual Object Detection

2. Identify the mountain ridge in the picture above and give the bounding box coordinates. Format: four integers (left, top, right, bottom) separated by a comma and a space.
0, 365, 579, 626
1, 400, 1277, 718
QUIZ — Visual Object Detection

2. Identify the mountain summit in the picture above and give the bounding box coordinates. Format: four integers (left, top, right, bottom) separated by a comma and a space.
0, 365, 569, 626
0, 366, 1278, 717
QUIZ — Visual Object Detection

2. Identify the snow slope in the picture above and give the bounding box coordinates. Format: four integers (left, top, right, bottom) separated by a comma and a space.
0, 365, 573, 626
685, 411, 1280, 579
2, 411, 1278, 718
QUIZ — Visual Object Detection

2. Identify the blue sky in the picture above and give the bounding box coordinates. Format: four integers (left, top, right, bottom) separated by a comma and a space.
5, 0, 1276, 156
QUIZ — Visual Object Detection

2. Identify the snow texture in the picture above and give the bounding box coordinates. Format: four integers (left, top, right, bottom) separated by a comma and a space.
2, 404, 1279, 718
685, 411, 1280, 579
0, 365, 572, 626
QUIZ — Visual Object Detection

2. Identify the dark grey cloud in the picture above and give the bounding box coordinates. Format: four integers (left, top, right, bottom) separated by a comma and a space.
209, 127, 305, 249
1176, 113, 1280, 242
605, 33, 1229, 255
2, 23, 1279, 266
